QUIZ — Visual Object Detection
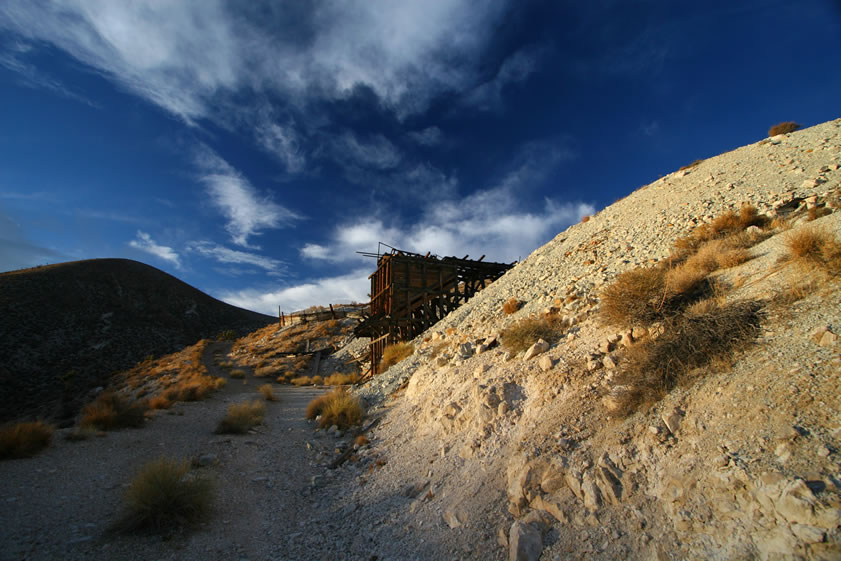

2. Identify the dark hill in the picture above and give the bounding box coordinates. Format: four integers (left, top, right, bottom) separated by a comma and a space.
0, 258, 276, 423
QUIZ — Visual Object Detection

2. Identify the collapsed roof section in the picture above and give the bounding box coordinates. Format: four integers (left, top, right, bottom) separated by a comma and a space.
354, 247, 514, 376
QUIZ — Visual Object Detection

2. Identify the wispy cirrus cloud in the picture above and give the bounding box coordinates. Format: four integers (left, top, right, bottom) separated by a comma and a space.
128, 230, 180, 268
0, 1, 510, 122
194, 146, 300, 248
462, 46, 544, 112
186, 241, 285, 274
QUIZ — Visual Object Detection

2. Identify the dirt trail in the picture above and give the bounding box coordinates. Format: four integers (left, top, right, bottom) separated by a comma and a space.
0, 342, 327, 561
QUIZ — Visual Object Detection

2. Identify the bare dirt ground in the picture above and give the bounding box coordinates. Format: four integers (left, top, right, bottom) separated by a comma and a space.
0, 342, 328, 561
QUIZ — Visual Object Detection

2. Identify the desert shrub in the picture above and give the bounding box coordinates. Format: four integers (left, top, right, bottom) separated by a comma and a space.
324, 373, 360, 386
605, 300, 761, 415
307, 389, 364, 430
258, 384, 277, 401
380, 342, 415, 372
679, 159, 704, 171
147, 396, 173, 410
310, 375, 323, 385
599, 268, 668, 327
768, 122, 801, 136
217, 330, 237, 341
0, 421, 53, 459
580, 215, 591, 223
163, 376, 218, 402
683, 240, 750, 274
113, 457, 213, 533
502, 298, 522, 315
501, 315, 564, 354
290, 376, 312, 386
785, 228, 841, 276
354, 435, 370, 447
218, 361, 233, 370
230, 369, 246, 379
305, 392, 332, 420
254, 366, 276, 378
215, 400, 265, 434
80, 392, 147, 430
673, 206, 766, 258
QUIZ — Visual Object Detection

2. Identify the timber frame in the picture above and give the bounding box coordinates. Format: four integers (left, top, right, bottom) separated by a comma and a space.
354, 247, 513, 376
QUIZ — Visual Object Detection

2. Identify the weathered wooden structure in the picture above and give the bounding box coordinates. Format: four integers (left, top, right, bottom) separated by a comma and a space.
354, 247, 513, 376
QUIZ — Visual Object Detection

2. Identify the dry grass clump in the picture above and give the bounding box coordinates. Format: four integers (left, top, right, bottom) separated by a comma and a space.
163, 375, 223, 402
324, 372, 360, 385
305, 389, 365, 430
147, 395, 173, 410
310, 375, 323, 385
254, 366, 276, 378
258, 384, 277, 401
682, 239, 752, 275
502, 298, 522, 315
380, 342, 415, 372
230, 369, 246, 379
673, 206, 766, 257
354, 435, 370, 447
679, 159, 704, 171
215, 400, 265, 434
80, 392, 147, 431
785, 228, 841, 276
113, 457, 213, 533
290, 376, 312, 386
0, 421, 53, 459
606, 300, 761, 415
501, 315, 564, 354
768, 121, 801, 136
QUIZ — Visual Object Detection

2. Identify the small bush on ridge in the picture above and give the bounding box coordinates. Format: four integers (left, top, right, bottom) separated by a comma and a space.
785, 228, 841, 276
768, 122, 801, 136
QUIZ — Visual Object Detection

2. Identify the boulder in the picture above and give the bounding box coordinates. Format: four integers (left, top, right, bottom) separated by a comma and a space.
523, 339, 550, 360
508, 521, 543, 561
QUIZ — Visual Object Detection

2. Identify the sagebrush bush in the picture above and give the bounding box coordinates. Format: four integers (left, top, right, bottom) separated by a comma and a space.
0, 421, 53, 459
308, 389, 365, 430
113, 457, 213, 533
501, 315, 564, 354
380, 342, 415, 372
258, 384, 277, 401
768, 121, 801, 136
605, 300, 761, 415
785, 228, 841, 276
215, 400, 265, 434
80, 392, 147, 430
502, 298, 522, 315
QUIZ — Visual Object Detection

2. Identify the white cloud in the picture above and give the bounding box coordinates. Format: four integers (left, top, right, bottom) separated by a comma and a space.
186, 241, 284, 273
408, 126, 443, 146
220, 268, 371, 315
256, 121, 306, 173
194, 146, 300, 248
331, 131, 402, 171
300, 141, 591, 264
0, 1, 509, 121
463, 46, 543, 111
128, 231, 181, 268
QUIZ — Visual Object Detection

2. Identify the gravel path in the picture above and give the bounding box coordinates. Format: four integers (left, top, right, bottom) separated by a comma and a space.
0, 342, 328, 561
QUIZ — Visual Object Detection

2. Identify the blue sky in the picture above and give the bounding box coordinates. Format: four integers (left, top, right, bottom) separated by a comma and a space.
1, 1, 839, 315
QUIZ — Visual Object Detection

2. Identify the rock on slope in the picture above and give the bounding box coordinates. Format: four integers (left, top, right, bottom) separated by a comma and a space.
304, 120, 841, 561
0, 258, 275, 424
